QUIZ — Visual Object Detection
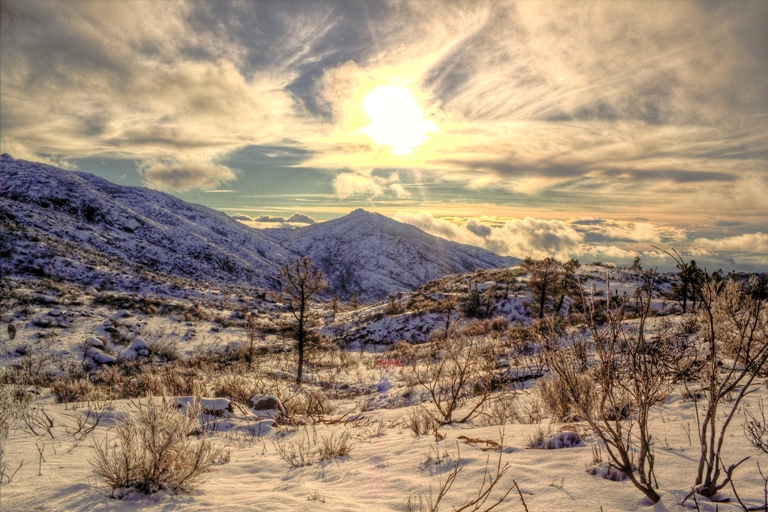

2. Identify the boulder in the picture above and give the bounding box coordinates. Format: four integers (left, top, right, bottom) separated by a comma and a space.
200, 397, 233, 416
130, 338, 148, 351
48, 309, 62, 317
88, 349, 117, 365
86, 337, 105, 348
251, 395, 286, 416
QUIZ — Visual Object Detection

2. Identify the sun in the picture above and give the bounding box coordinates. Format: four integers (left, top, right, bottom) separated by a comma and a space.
361, 86, 437, 154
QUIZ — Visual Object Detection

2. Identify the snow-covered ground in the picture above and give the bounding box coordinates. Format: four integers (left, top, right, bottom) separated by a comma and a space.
2, 281, 768, 511
3, 371, 768, 511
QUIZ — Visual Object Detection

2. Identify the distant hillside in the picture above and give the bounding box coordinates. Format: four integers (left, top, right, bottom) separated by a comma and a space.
0, 155, 519, 299
264, 209, 520, 300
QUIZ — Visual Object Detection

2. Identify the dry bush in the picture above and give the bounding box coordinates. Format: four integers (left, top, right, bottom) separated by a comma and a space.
0, 378, 28, 482
744, 398, 768, 453
526, 427, 582, 449
316, 430, 354, 460
406, 406, 440, 436
403, 437, 524, 512
536, 372, 595, 422
91, 396, 224, 496
478, 393, 517, 427
545, 272, 670, 503
273, 427, 317, 467
407, 329, 494, 424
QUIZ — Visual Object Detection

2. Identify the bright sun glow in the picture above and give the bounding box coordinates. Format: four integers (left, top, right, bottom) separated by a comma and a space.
361, 86, 437, 154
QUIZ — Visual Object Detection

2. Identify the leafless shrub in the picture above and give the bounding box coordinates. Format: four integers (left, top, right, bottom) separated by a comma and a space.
404, 435, 523, 512
545, 272, 670, 503
406, 406, 440, 436
0, 378, 28, 483
536, 372, 594, 422
479, 392, 517, 426
90, 396, 224, 496
744, 398, 768, 454
526, 427, 582, 449
316, 430, 354, 460
407, 329, 493, 424
273, 427, 317, 467
64, 400, 112, 443
662, 261, 768, 500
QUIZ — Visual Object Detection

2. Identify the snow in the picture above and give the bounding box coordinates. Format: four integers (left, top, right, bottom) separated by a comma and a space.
0, 154, 518, 302
3, 384, 768, 511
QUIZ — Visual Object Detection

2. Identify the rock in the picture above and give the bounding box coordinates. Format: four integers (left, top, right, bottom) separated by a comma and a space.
337, 383, 351, 391
33, 318, 53, 328
251, 395, 286, 415
130, 338, 148, 351
114, 309, 131, 318
48, 309, 62, 317
89, 349, 117, 365
200, 397, 233, 416
172, 396, 197, 413
86, 337, 104, 348
85, 287, 99, 295
210, 324, 221, 332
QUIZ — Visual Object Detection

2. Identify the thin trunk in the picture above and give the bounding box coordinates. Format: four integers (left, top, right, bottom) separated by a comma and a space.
296, 292, 306, 384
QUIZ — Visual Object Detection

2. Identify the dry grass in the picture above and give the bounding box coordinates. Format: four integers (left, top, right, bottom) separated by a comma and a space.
90, 396, 225, 496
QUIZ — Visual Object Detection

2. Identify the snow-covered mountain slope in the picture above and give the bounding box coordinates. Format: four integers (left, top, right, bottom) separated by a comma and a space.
263, 209, 521, 300
0, 155, 519, 299
0, 154, 289, 292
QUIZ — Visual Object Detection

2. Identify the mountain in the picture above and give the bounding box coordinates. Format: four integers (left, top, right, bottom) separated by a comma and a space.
0, 154, 288, 294
0, 154, 519, 299
263, 209, 520, 300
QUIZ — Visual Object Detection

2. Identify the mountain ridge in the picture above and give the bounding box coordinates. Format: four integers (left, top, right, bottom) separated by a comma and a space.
0, 154, 520, 299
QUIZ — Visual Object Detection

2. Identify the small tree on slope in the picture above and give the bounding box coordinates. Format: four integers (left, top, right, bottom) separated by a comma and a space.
280, 257, 327, 384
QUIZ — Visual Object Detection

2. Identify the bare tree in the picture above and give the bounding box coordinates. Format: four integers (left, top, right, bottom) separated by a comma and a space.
440, 295, 458, 334
244, 314, 265, 370
545, 273, 669, 503
523, 257, 562, 320
329, 295, 339, 323
659, 249, 768, 500
280, 257, 328, 384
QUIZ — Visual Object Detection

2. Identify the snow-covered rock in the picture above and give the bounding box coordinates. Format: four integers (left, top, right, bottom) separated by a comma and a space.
85, 337, 104, 348
251, 395, 286, 416
200, 397, 233, 415
88, 348, 117, 365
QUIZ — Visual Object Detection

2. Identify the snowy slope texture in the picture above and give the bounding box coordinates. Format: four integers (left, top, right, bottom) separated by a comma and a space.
0, 154, 289, 291
0, 155, 519, 299
264, 209, 521, 300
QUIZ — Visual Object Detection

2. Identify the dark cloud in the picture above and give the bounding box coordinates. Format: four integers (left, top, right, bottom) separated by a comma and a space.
255, 215, 286, 223
286, 213, 317, 224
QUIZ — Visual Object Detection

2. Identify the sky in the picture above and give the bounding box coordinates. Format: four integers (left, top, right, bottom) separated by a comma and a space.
2, 0, 767, 272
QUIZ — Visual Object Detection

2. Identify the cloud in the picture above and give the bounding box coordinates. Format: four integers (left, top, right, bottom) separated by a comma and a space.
333, 173, 385, 198
286, 213, 316, 224
332, 172, 411, 199
571, 219, 686, 244
693, 232, 768, 254
236, 212, 316, 229
394, 211, 582, 260
136, 158, 237, 191
2, 0, 767, 238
